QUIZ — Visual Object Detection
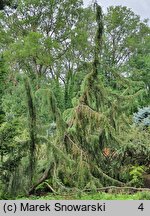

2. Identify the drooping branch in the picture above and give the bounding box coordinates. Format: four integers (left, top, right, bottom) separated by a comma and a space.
93, 164, 124, 186
93, 2, 103, 75
24, 77, 36, 182
83, 186, 150, 193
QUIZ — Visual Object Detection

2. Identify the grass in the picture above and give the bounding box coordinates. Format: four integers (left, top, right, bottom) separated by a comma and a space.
17, 191, 150, 200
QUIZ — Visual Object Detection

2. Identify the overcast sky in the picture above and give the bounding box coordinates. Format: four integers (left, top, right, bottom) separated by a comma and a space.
83, 0, 150, 22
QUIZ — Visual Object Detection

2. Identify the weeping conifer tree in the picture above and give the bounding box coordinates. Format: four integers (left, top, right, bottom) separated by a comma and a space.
24, 77, 36, 183
30, 2, 125, 193
23, 2, 144, 194
55, 2, 143, 189
61, 2, 124, 187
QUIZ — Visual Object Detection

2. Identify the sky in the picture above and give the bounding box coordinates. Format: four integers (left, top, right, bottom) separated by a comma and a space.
83, 0, 150, 23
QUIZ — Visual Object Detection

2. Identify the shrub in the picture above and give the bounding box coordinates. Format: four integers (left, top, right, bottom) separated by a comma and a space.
133, 106, 150, 127
129, 165, 146, 187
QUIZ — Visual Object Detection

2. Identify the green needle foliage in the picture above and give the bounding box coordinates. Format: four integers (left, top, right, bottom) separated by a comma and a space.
0, 0, 149, 199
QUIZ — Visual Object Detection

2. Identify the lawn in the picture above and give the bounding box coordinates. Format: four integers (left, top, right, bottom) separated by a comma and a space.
17, 192, 150, 200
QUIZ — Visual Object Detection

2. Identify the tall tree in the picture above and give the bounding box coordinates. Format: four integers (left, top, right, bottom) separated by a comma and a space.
101, 6, 149, 90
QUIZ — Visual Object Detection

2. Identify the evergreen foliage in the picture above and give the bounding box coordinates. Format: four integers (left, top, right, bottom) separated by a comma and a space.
0, 0, 149, 199
133, 106, 150, 126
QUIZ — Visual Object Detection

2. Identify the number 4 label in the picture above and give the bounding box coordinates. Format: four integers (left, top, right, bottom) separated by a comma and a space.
138, 203, 144, 211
